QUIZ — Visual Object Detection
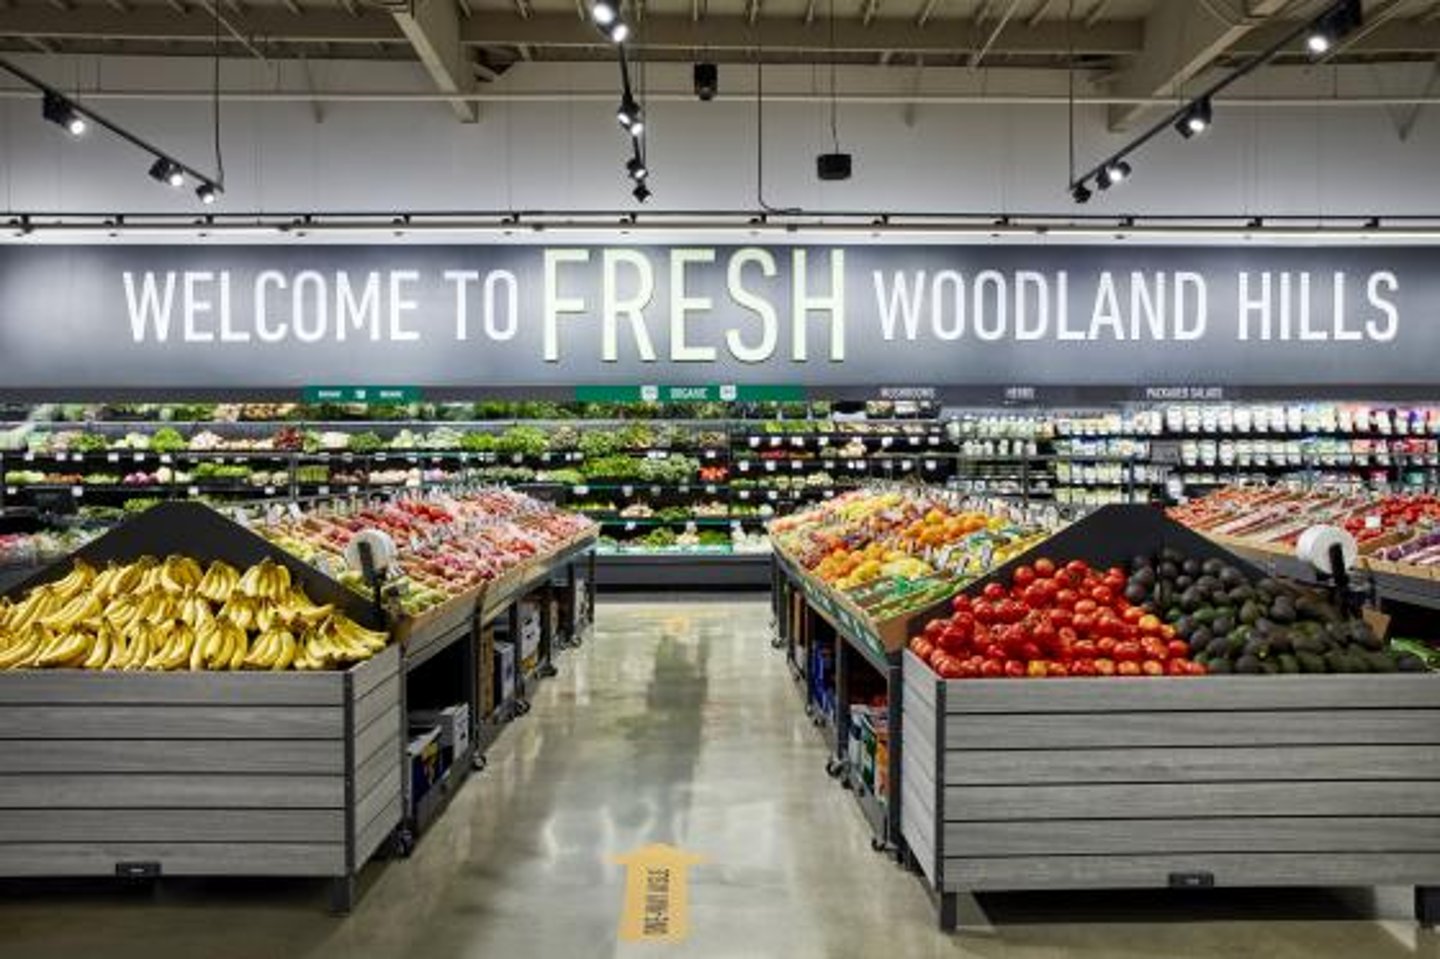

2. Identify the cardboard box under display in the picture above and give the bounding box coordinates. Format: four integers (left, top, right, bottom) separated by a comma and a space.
897, 505, 1440, 930
0, 503, 403, 911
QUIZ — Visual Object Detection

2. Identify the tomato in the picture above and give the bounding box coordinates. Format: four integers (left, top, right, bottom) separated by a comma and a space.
1047, 662, 1070, 678
1187, 660, 1208, 676
923, 618, 946, 640
1090, 585, 1114, 606
1033, 558, 1057, 577
1113, 640, 1142, 663
1122, 606, 1146, 625
1031, 622, 1058, 648
1026, 660, 1050, 678
1072, 613, 1096, 636
911, 639, 935, 661
1140, 660, 1164, 677
935, 656, 965, 679
979, 659, 1004, 679
1012, 565, 1036, 588
937, 628, 969, 654
1054, 588, 1079, 610
1141, 637, 1169, 661
983, 643, 1007, 662
1022, 584, 1050, 608
1065, 559, 1090, 577
951, 593, 973, 614
1019, 641, 1043, 662
1072, 639, 1098, 660
1074, 599, 1099, 615
1161, 624, 1177, 640
1166, 658, 1192, 676
1138, 614, 1163, 634
1070, 660, 1098, 677
1121, 623, 1141, 642
1166, 639, 1190, 660
1004, 660, 1027, 679
1093, 657, 1116, 676
982, 582, 1007, 601
950, 612, 976, 635
928, 648, 950, 670
1095, 636, 1118, 657
954, 660, 978, 679
1049, 608, 1074, 630
1116, 661, 1141, 676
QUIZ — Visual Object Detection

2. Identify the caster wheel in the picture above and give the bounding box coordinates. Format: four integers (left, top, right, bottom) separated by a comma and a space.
824, 757, 843, 779
472, 754, 488, 773
771, 637, 785, 650
804, 702, 815, 719
871, 837, 888, 853
516, 700, 532, 716
394, 828, 417, 859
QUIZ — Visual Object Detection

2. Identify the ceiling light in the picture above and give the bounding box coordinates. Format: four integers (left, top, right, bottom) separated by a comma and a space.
1176, 98, 1212, 138
616, 94, 640, 130
196, 182, 218, 205
149, 158, 185, 188
1070, 182, 1092, 204
591, 0, 616, 25
604, 21, 630, 43
42, 92, 85, 137
632, 182, 651, 203
1098, 160, 1131, 189
1306, 0, 1362, 58
626, 155, 648, 181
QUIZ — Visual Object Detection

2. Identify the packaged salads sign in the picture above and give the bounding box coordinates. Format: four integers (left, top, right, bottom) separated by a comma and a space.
0, 244, 1428, 391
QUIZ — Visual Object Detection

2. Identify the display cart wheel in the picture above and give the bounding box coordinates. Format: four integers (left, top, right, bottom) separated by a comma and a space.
515, 700, 532, 716
770, 635, 785, 650
472, 753, 488, 773
824, 757, 844, 779
393, 827, 417, 859
811, 711, 827, 729
870, 837, 888, 854
803, 702, 815, 719
538, 663, 558, 679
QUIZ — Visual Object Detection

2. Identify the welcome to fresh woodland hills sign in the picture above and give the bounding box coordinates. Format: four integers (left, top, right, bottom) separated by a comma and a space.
0, 244, 1426, 391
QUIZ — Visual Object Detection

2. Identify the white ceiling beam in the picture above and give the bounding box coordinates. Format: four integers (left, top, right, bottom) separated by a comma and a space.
862, 0, 879, 27
1084, 0, 1110, 29
914, 0, 940, 27
1105, 0, 1290, 132
746, 0, 761, 26
391, 0, 479, 121
969, 0, 1022, 68
1026, 0, 1055, 28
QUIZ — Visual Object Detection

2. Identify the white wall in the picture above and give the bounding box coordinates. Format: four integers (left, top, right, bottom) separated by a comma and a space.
2, 54, 1439, 217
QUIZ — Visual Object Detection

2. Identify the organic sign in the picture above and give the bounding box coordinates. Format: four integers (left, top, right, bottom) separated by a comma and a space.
0, 244, 1430, 389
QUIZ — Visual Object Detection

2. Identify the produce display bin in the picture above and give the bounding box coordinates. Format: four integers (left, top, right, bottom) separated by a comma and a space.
0, 502, 402, 912
897, 505, 1440, 930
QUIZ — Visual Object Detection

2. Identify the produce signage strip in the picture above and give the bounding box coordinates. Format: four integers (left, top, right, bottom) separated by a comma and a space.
0, 556, 389, 672
258, 489, 594, 617
909, 547, 1427, 679
1171, 487, 1440, 570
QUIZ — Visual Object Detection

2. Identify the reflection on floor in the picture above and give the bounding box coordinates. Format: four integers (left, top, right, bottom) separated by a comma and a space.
0, 598, 1435, 958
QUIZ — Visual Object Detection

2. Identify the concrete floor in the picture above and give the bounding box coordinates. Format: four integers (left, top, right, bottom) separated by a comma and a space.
1, 597, 1438, 958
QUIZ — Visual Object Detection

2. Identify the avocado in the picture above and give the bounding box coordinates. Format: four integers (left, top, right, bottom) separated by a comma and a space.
1156, 582, 1175, 609
1297, 651, 1327, 674
1243, 636, 1271, 659
1260, 661, 1280, 675
1161, 547, 1184, 565
1398, 654, 1427, 673
1180, 588, 1202, 613
1235, 654, 1262, 674
1158, 561, 1180, 581
1212, 613, 1236, 637
1195, 575, 1221, 596
1124, 582, 1149, 605
1175, 575, 1195, 591
1202, 558, 1224, 576
1132, 554, 1153, 572
1165, 606, 1184, 623
1277, 653, 1300, 674
1367, 651, 1398, 673
1269, 596, 1297, 624
1239, 601, 1261, 626
1175, 615, 1195, 639
1207, 657, 1233, 674
1293, 632, 1329, 656
1350, 621, 1381, 651
1193, 606, 1218, 625
1227, 586, 1255, 605
1219, 566, 1247, 589
1182, 558, 1202, 577
1324, 649, 1349, 673
1267, 630, 1294, 654
1204, 635, 1231, 659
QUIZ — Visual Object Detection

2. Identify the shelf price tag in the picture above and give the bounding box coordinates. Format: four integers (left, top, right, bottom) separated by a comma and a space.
790, 461, 802, 471
21, 452, 33, 463
881, 437, 894, 449
678, 484, 690, 494
823, 460, 836, 470
318, 485, 330, 495
901, 460, 914, 470
818, 436, 829, 447
621, 485, 634, 496
924, 459, 938, 470
650, 486, 662, 496
738, 461, 750, 473
4, 487, 14, 496
764, 461, 777, 473
748, 437, 760, 448
704, 450, 716, 460
790, 436, 804, 448
160, 454, 173, 464
288, 502, 303, 519
928, 436, 940, 446
133, 453, 146, 464
769, 437, 782, 448
264, 486, 276, 496
625, 522, 637, 532
573, 485, 589, 495
909, 437, 921, 447
767, 490, 779, 501
739, 490, 751, 500
1365, 514, 1383, 530
705, 484, 717, 494
347, 485, 359, 494
187, 485, 200, 497
106, 452, 119, 463
70, 486, 83, 497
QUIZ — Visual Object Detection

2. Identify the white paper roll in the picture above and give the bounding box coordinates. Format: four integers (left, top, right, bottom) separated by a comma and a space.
1296, 524, 1358, 574
344, 528, 398, 575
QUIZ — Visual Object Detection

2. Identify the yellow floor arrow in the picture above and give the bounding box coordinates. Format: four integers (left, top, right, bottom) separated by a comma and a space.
614, 843, 706, 944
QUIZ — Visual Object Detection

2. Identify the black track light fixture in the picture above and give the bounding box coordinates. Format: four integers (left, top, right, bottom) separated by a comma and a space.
632, 182, 652, 203
602, 20, 630, 43
196, 182, 219, 205
616, 94, 643, 135
1176, 98, 1212, 139
41, 92, 86, 137
694, 62, 718, 101
626, 155, 648, 181
1097, 160, 1131, 190
590, 0, 617, 25
1071, 182, 1093, 204
1306, 0, 1362, 57
148, 157, 186, 188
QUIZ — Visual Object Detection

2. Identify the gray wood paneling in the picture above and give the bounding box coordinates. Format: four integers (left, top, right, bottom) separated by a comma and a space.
0, 809, 343, 843
903, 695, 936, 748
0, 672, 343, 707
902, 652, 937, 711
0, 739, 344, 775
0, 705, 341, 740
353, 644, 401, 699
0, 842, 346, 877
944, 817, 1440, 857
944, 745, 1440, 785
902, 749, 937, 811
949, 710, 1440, 749
355, 795, 402, 865
354, 766, 403, 836
943, 852, 1440, 893
945, 781, 1440, 821
941, 675, 1440, 714
901, 792, 937, 886
902, 718, 937, 781
354, 733, 401, 799
354, 674, 401, 734
0, 774, 343, 809
353, 706, 400, 765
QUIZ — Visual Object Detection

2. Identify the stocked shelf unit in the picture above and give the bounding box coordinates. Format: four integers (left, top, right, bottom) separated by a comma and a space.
892, 505, 1440, 932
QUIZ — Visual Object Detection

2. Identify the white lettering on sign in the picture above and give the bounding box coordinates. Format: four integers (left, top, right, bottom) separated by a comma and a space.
671, 249, 716, 362
726, 248, 778, 363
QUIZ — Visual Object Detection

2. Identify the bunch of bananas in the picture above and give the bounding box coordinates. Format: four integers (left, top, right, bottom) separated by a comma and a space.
0, 555, 390, 672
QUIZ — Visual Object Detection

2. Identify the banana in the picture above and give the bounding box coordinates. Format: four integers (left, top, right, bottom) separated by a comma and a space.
272, 629, 298, 671
37, 630, 94, 668
0, 625, 44, 669
84, 624, 114, 670
159, 624, 193, 671
228, 628, 249, 670
124, 625, 153, 671
103, 628, 131, 670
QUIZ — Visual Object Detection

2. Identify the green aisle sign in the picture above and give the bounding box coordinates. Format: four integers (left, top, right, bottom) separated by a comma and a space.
303, 386, 421, 404
575, 385, 805, 404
